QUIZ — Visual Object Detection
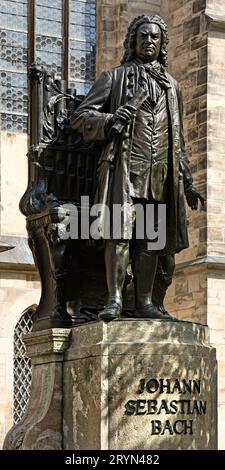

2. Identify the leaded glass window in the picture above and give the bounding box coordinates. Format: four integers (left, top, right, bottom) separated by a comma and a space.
70, 0, 96, 95
0, 0, 96, 134
36, 0, 63, 76
13, 306, 36, 424
0, 0, 28, 133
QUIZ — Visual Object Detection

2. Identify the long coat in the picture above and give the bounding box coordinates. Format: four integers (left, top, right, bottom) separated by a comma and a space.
70, 61, 193, 253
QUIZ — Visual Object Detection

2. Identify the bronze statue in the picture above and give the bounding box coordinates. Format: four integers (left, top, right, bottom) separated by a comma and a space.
70, 15, 204, 322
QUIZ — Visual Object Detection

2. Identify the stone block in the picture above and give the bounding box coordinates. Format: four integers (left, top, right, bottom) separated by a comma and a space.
183, 17, 201, 42
192, 0, 206, 14
3, 329, 71, 450
63, 321, 217, 450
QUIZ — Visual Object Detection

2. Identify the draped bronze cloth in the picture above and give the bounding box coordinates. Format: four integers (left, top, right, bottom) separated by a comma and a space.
70, 61, 192, 253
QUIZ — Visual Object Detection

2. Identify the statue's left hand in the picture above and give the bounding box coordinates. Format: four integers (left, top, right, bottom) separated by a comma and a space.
185, 187, 205, 210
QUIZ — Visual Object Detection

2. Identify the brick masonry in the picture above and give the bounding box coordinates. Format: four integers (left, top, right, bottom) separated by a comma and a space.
165, 0, 207, 266
161, 0, 208, 343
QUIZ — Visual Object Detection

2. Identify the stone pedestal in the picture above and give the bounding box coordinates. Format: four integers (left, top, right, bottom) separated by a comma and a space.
3, 320, 217, 450
63, 320, 217, 450
3, 329, 71, 450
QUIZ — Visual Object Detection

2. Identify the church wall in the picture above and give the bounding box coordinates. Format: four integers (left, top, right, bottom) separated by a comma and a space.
0, 269, 40, 447
0, 132, 28, 237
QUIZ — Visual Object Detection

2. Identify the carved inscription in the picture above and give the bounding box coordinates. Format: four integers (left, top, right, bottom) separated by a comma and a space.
124, 378, 207, 436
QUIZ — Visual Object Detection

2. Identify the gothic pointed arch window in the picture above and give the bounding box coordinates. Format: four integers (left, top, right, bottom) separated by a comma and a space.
0, 0, 96, 133
13, 305, 36, 424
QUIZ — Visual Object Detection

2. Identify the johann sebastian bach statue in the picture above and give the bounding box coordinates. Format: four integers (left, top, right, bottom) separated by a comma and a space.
70, 15, 204, 322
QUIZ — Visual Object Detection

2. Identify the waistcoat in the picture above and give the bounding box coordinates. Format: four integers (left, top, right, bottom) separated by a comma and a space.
130, 87, 169, 202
